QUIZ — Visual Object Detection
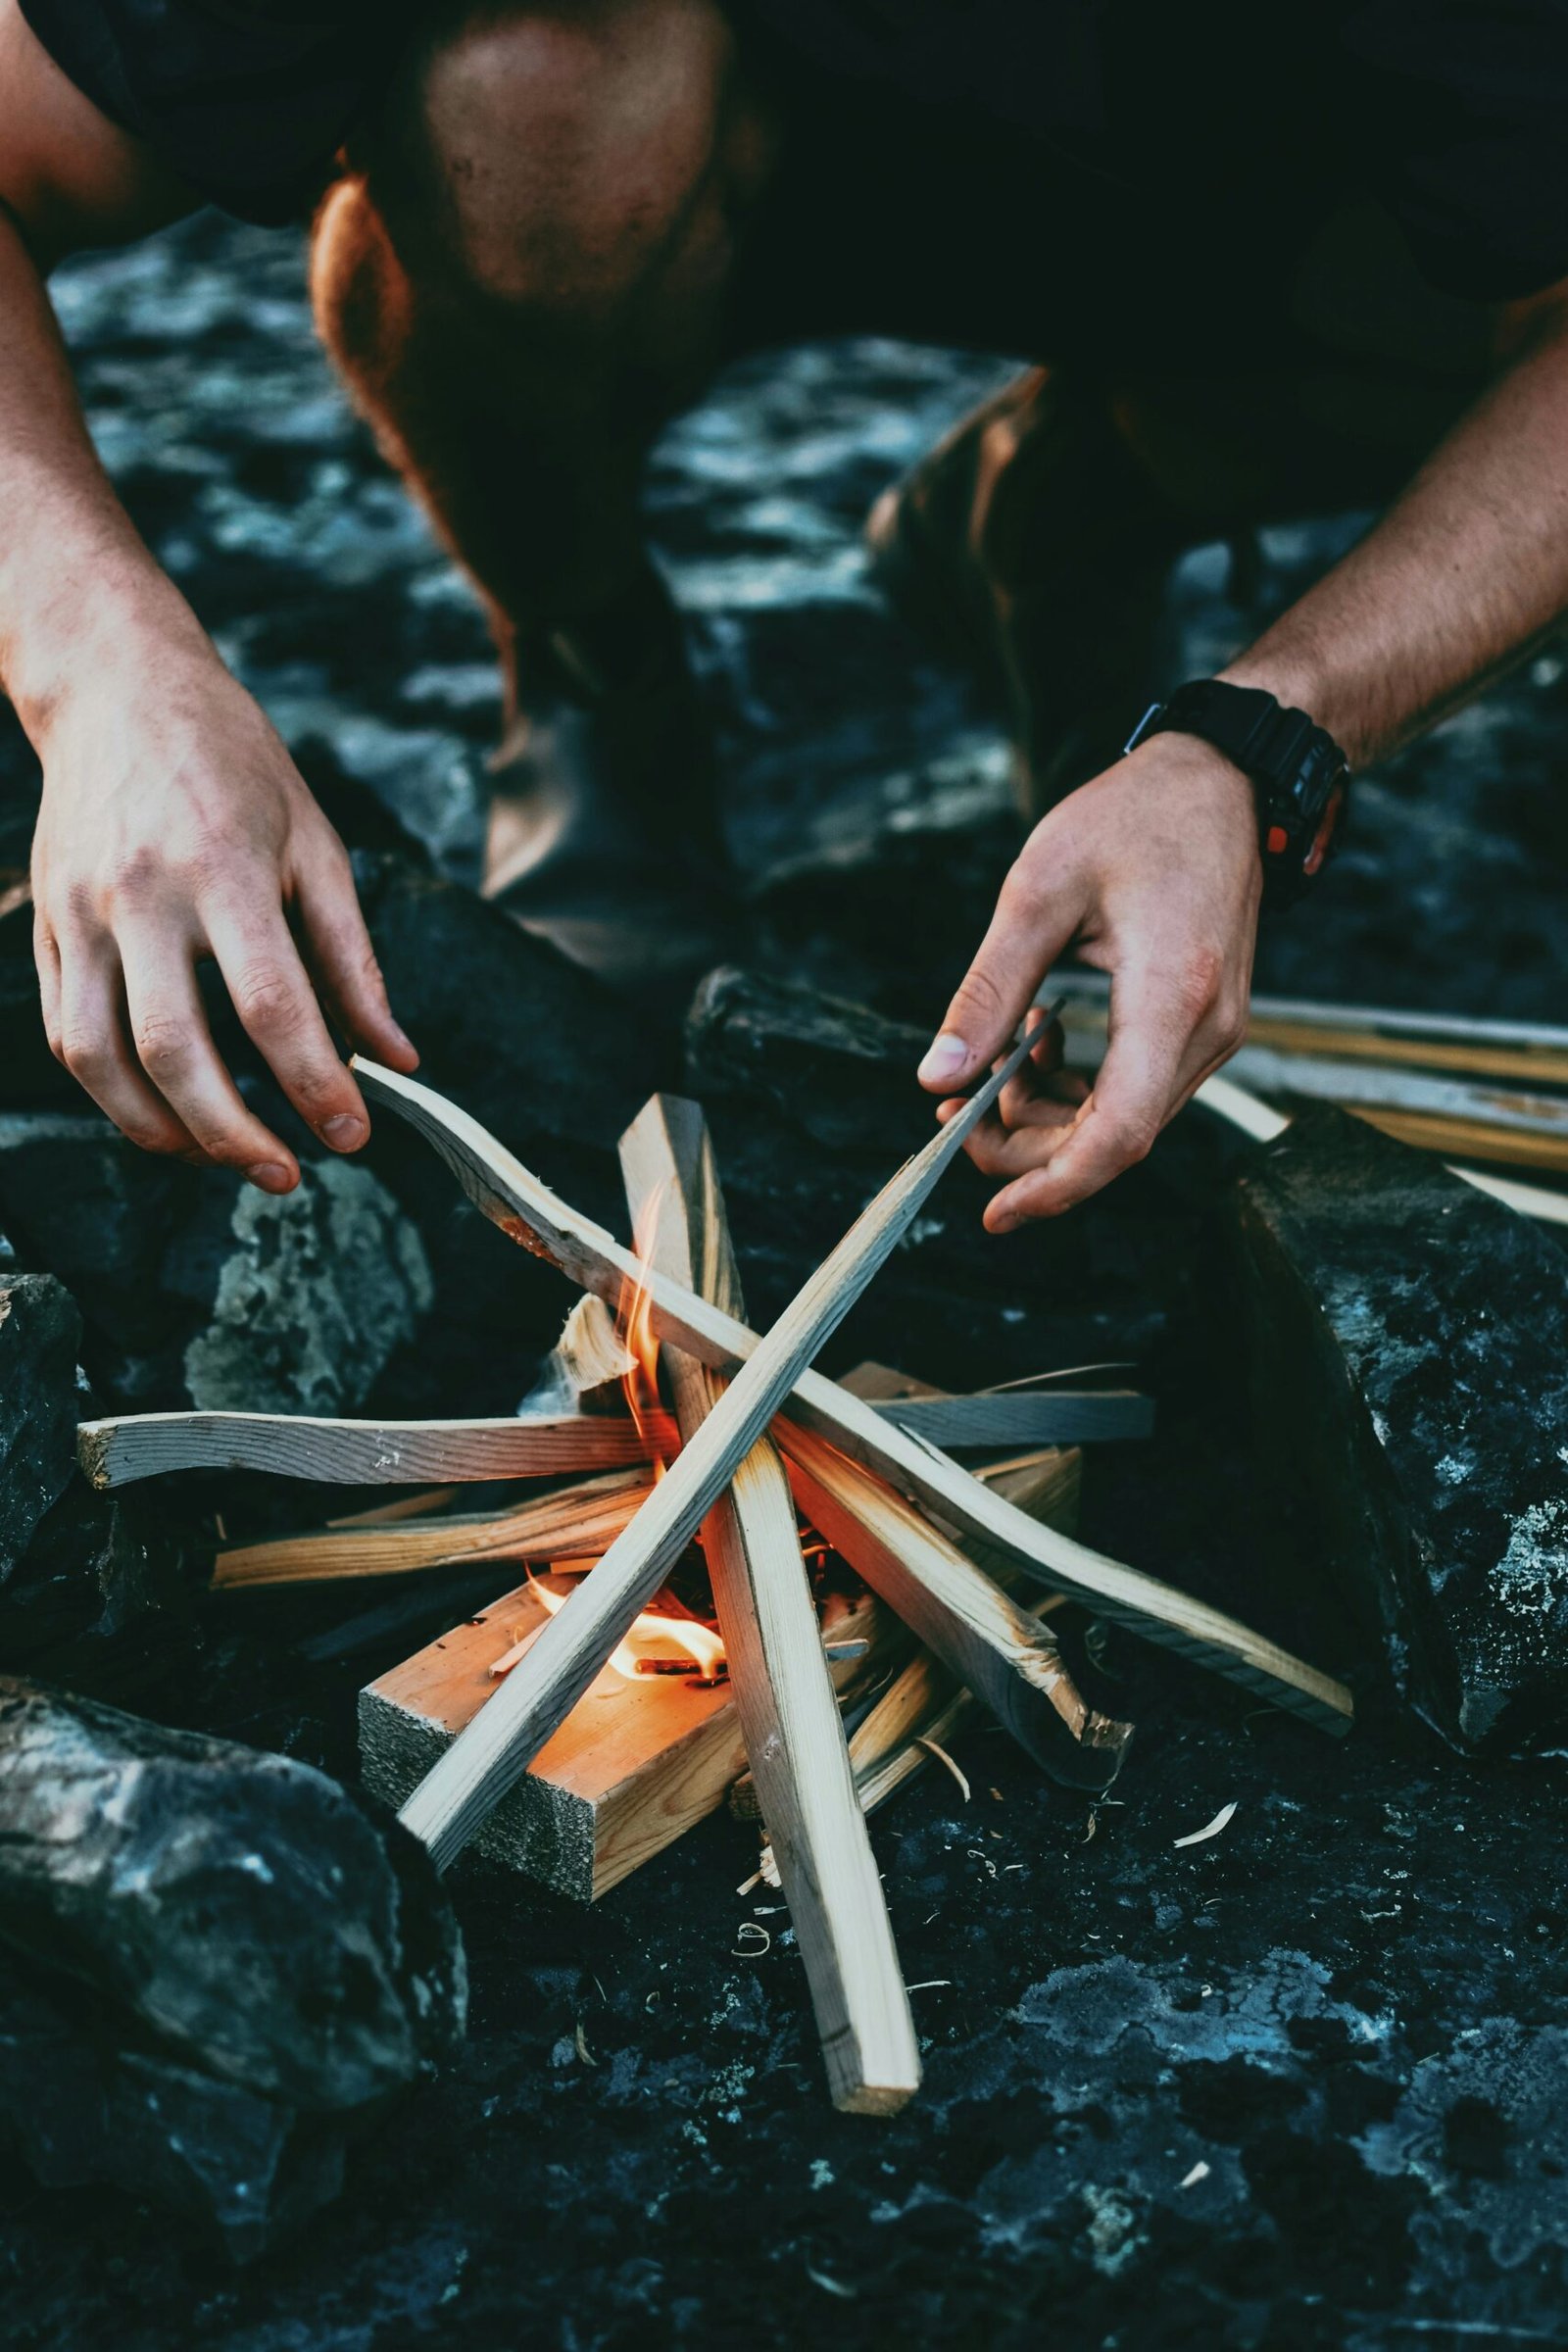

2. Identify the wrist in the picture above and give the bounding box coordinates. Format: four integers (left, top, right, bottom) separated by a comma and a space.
10, 561, 212, 752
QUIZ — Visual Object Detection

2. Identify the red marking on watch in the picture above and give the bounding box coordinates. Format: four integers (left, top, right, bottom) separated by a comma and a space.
1265, 824, 1290, 857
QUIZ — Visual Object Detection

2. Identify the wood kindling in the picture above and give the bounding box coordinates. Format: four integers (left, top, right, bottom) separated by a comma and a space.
619, 1092, 920, 2114
350, 1055, 1352, 1741
78, 1407, 669, 1491
384, 1022, 1054, 1871
213, 1467, 654, 1589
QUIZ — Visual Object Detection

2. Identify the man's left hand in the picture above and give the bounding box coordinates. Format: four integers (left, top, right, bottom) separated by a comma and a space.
917, 734, 1262, 1229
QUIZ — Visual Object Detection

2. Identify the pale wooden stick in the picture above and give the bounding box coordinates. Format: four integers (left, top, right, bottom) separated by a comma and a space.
620, 1094, 919, 2115
352, 1056, 1353, 1739
213, 1468, 653, 1589
78, 1408, 667, 1491
392, 1023, 1054, 1867
781, 1421, 1130, 1789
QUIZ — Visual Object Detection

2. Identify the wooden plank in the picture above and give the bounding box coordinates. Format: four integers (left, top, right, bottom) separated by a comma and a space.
383, 1024, 1055, 1869
620, 1094, 919, 2114
350, 1056, 1353, 1742
213, 1468, 653, 1589
360, 1578, 897, 1902
77, 1408, 666, 1491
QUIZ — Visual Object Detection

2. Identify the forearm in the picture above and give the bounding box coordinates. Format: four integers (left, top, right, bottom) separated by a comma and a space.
1223, 304, 1568, 765
0, 208, 205, 741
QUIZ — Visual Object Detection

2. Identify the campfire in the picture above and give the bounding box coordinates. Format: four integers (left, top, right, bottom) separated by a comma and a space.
78, 1031, 1352, 2115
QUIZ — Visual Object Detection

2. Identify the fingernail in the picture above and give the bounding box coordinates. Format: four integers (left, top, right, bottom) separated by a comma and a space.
918, 1033, 970, 1086
991, 1213, 1025, 1236
246, 1161, 293, 1193
392, 1025, 418, 1064
321, 1113, 368, 1150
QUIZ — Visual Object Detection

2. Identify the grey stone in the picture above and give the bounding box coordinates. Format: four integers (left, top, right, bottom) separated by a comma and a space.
0, 1677, 466, 2113
1235, 1104, 1568, 1752
0, 1271, 81, 1579
0, 1951, 347, 2261
183, 1153, 432, 1415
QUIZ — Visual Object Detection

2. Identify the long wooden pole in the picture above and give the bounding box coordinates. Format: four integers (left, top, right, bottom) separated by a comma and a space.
351, 1057, 1353, 1742
620, 1094, 920, 2115
395, 1025, 1059, 1868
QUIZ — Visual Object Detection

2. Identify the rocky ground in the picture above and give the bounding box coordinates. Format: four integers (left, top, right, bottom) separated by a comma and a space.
3, 211, 1568, 2351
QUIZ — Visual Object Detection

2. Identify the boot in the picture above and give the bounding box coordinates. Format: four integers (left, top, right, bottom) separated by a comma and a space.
865, 368, 1190, 819
482, 561, 742, 991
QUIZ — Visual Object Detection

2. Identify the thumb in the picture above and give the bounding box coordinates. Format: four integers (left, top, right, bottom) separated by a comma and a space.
917, 866, 1079, 1095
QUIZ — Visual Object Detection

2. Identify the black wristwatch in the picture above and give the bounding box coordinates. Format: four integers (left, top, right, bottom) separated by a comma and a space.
1124, 680, 1349, 908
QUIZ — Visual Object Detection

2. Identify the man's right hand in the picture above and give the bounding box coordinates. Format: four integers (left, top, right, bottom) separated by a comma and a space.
30, 638, 418, 1191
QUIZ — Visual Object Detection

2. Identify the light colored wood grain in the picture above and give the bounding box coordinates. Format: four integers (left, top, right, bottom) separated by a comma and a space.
620, 1093, 919, 2115
353, 1057, 1352, 1742
359, 1576, 898, 1901
383, 1024, 1051, 1869
213, 1468, 653, 1589
77, 1407, 667, 1490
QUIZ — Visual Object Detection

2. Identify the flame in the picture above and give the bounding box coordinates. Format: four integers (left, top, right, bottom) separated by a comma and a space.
620, 1183, 672, 1482
491, 1571, 725, 1684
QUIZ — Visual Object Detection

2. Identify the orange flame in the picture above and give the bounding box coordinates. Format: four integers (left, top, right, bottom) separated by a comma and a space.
620, 1183, 673, 1482
490, 1573, 725, 1684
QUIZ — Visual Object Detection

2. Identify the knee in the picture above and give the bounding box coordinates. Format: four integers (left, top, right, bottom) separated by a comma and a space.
381, 0, 738, 320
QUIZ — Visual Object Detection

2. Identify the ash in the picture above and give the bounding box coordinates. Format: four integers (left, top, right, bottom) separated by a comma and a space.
3, 214, 1568, 2352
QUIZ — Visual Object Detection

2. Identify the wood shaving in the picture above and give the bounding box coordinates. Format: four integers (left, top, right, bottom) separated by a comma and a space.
916, 1735, 970, 1803
1173, 1801, 1238, 1849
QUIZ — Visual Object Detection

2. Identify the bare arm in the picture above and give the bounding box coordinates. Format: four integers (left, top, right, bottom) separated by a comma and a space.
922, 294, 1568, 1227
0, 2, 416, 1189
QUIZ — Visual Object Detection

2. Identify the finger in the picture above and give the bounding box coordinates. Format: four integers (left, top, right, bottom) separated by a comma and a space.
33, 915, 62, 1060
119, 928, 299, 1189
960, 1108, 1081, 1178
292, 844, 417, 1070
202, 899, 370, 1153
917, 863, 1082, 1095
985, 960, 1213, 1230
54, 931, 208, 1160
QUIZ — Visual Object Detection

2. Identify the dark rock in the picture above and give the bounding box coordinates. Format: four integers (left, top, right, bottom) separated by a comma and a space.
683, 963, 1176, 1384
1234, 1105, 1568, 1752
0, 1271, 81, 1577
0, 1677, 466, 2111
0, 1111, 431, 1415
0, 1950, 347, 2261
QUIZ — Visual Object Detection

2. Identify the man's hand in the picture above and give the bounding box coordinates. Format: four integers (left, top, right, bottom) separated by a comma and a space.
30, 636, 418, 1191
917, 735, 1261, 1229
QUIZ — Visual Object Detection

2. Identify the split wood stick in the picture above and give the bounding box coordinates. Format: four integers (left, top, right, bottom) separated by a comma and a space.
870, 1390, 1152, 1446
1198, 1073, 1568, 1229
389, 1022, 1052, 1868
213, 1468, 653, 1590
781, 1421, 1131, 1789
1054, 970, 1568, 1087
78, 1408, 669, 1491
352, 1057, 1353, 1740
620, 1093, 919, 2115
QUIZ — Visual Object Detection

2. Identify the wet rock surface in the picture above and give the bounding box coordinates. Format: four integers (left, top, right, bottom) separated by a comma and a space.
0, 1272, 81, 1577
1, 209, 1567, 2346
1237, 1107, 1568, 1755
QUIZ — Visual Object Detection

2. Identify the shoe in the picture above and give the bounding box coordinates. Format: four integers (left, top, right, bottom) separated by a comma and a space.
865, 368, 1186, 818
482, 568, 744, 993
